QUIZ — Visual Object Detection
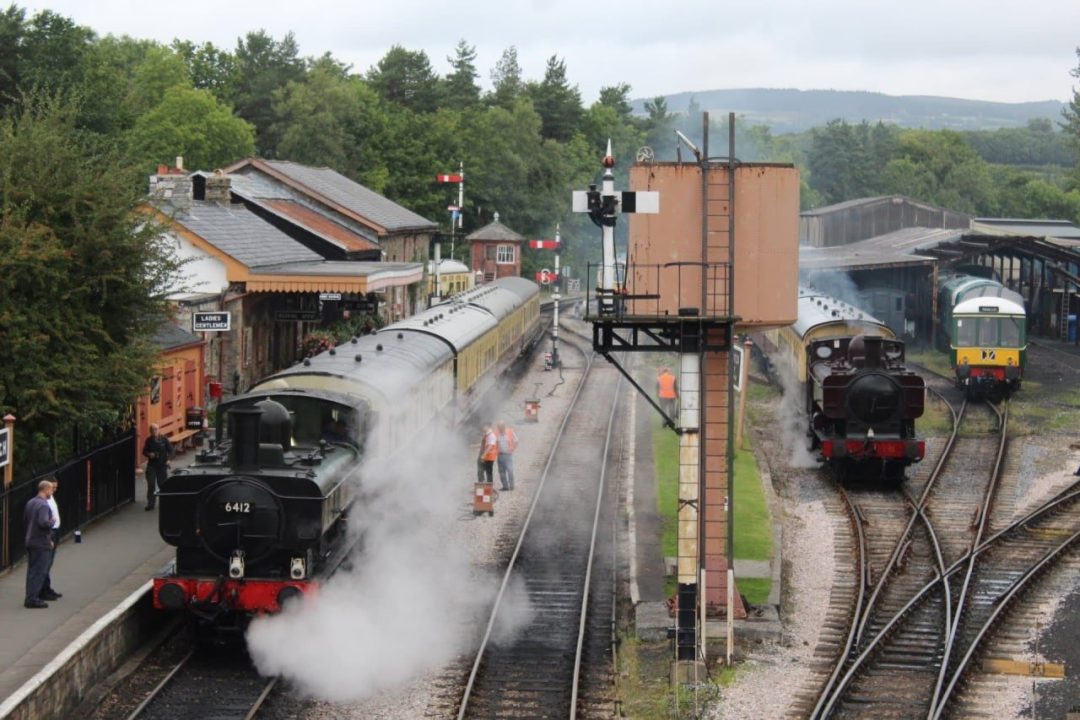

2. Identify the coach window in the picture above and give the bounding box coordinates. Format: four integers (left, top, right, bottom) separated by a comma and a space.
497, 245, 515, 264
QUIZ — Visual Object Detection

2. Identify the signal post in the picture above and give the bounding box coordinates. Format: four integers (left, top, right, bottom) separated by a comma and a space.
577, 118, 799, 680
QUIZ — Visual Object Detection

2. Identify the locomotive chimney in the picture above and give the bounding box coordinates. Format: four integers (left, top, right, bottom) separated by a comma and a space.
229, 406, 263, 469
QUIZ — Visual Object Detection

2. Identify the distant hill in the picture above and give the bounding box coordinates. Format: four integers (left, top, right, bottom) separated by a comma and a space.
630, 88, 1065, 133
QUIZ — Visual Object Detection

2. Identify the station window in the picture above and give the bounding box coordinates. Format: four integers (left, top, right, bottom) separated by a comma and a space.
497, 245, 515, 264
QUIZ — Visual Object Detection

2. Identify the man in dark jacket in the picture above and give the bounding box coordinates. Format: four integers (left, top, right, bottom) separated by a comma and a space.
24, 480, 55, 609
142, 423, 173, 511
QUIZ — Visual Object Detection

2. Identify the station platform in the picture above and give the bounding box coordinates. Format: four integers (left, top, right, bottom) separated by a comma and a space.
0, 452, 193, 704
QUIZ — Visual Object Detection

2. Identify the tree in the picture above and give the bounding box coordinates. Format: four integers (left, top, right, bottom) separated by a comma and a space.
442, 39, 481, 111
0, 94, 182, 468
526, 55, 583, 142
1061, 48, 1080, 189
365, 45, 441, 114
230, 30, 307, 155
128, 85, 256, 171
271, 65, 389, 184
488, 46, 522, 110
597, 83, 633, 120
171, 39, 237, 97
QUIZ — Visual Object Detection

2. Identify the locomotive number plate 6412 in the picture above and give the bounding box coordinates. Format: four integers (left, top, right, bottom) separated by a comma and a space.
223, 502, 253, 513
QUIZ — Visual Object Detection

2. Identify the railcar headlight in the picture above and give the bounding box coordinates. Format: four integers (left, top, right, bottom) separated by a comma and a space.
229, 550, 246, 579
290, 556, 306, 580
866, 428, 875, 439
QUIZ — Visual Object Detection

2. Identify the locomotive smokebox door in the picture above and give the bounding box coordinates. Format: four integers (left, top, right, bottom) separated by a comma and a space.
473, 482, 494, 516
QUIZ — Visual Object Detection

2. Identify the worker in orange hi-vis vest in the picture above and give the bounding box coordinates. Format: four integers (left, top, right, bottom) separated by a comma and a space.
478, 425, 498, 485
495, 420, 519, 491
656, 367, 679, 419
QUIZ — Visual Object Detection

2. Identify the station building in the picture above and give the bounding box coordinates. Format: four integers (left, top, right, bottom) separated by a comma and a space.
144, 160, 429, 418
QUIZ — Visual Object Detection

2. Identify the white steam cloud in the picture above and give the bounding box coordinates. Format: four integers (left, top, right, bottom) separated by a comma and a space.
245, 418, 532, 701
772, 348, 819, 469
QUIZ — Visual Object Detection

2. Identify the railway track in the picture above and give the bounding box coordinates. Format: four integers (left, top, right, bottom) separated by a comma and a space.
452, 329, 622, 718
804, 392, 1008, 718
125, 646, 276, 720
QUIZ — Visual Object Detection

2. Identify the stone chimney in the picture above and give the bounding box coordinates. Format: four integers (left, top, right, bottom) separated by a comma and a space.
148, 156, 192, 211
204, 171, 232, 205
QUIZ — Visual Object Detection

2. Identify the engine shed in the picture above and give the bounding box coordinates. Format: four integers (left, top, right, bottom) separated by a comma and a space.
799, 199, 1080, 346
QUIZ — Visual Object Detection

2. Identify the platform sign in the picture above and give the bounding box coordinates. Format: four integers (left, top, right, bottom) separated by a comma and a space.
732, 344, 743, 392
193, 311, 230, 332
275, 310, 321, 322
0, 427, 8, 469
319, 292, 342, 301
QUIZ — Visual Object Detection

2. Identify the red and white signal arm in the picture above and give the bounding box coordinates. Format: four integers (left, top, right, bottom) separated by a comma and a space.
436, 174, 463, 183
535, 269, 559, 285
529, 239, 559, 250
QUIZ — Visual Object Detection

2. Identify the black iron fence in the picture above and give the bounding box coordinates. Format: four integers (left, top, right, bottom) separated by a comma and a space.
2, 428, 136, 573
584, 262, 732, 319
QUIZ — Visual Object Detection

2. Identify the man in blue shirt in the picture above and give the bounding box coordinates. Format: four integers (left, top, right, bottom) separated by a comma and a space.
23, 480, 56, 609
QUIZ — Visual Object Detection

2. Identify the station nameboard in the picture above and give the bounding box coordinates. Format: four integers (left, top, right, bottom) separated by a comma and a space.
193, 311, 231, 332
275, 310, 321, 322
0, 427, 9, 469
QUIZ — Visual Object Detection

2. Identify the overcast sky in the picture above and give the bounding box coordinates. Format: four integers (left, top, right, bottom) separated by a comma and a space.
18, 0, 1080, 105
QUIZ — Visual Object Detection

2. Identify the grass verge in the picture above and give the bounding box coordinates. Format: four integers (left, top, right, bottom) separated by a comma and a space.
653, 412, 773, 606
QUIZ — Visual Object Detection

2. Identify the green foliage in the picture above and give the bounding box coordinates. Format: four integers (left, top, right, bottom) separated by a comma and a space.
525, 55, 583, 143
129, 85, 255, 171
0, 93, 181, 466
441, 39, 481, 111
271, 66, 386, 181
365, 44, 441, 114
299, 313, 382, 357
487, 46, 522, 110
229, 30, 306, 155
963, 121, 1076, 167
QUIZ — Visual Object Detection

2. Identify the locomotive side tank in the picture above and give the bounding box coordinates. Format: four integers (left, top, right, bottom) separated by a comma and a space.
153, 278, 541, 624
764, 286, 926, 483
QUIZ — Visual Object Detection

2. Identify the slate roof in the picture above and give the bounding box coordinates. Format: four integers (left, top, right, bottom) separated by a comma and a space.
227, 159, 436, 233
150, 320, 202, 351
466, 218, 524, 243
172, 202, 323, 268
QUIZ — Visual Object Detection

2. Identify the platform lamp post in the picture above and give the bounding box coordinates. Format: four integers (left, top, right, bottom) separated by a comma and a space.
1, 414, 15, 568
530, 228, 563, 368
